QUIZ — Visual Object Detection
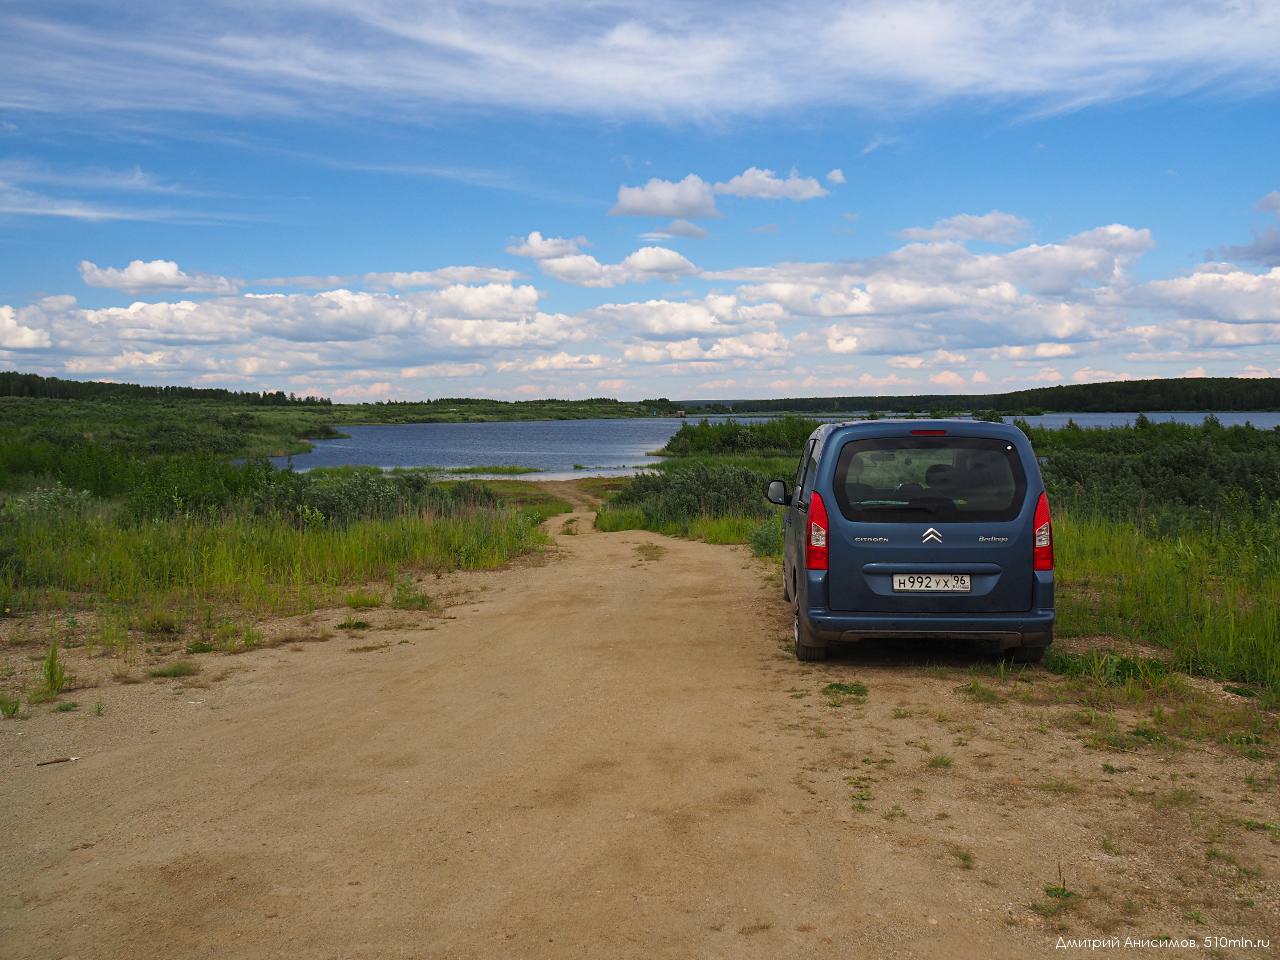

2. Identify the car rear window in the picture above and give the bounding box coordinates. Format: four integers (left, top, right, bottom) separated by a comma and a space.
832, 436, 1027, 523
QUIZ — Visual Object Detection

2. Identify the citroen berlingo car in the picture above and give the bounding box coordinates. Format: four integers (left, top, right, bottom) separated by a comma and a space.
765, 420, 1054, 662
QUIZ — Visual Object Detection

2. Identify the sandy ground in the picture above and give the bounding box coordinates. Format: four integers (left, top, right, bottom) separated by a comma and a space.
4, 483, 1280, 959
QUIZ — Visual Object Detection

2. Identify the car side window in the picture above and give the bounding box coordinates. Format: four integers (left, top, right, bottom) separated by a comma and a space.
793, 444, 809, 490
801, 450, 820, 502
794, 440, 816, 506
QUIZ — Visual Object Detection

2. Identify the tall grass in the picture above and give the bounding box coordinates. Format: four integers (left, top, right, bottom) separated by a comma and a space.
592, 464, 785, 554
1056, 509, 1280, 689
3, 505, 543, 617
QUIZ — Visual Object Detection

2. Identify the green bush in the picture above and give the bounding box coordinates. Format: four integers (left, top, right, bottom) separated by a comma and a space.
659, 416, 818, 458
748, 513, 784, 557
610, 463, 770, 527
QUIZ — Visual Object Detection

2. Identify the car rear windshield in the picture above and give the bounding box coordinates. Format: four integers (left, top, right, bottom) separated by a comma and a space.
832, 436, 1027, 523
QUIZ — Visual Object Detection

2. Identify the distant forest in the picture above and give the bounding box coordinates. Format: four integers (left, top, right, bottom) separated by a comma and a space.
0, 371, 331, 406
694, 378, 1280, 414
6, 369, 1279, 415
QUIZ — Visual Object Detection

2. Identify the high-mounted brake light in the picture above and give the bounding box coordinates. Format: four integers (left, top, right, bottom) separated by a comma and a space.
1033, 491, 1053, 571
807, 491, 829, 571
911, 430, 947, 436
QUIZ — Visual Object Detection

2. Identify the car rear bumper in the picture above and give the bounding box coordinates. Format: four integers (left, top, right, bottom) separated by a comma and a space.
801, 608, 1055, 650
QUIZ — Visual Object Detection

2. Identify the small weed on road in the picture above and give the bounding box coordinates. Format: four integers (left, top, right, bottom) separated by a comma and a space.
823, 682, 867, 706
634, 543, 667, 562
147, 661, 200, 678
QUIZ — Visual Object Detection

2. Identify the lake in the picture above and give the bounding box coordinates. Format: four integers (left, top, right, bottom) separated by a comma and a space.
271, 411, 1280, 479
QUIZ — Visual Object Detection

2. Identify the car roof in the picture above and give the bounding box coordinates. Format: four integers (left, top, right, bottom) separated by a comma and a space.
811, 419, 1030, 444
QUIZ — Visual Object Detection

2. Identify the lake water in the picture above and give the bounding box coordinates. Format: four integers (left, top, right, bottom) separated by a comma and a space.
271, 411, 1280, 479
271, 418, 690, 480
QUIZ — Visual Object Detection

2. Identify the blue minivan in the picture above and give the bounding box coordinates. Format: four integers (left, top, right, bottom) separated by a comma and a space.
766, 420, 1054, 662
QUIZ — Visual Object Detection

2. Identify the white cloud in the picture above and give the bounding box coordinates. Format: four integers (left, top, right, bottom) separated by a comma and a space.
505, 232, 586, 259
79, 259, 240, 295
8, 2, 1280, 123
534, 246, 699, 288
929, 370, 969, 389
365, 267, 523, 290
257, 267, 524, 290
3, 282, 586, 385
610, 175, 719, 218
713, 167, 828, 201
1217, 195, 1280, 267
0, 304, 53, 348
1070, 367, 1145, 383
897, 211, 1031, 244
400, 363, 487, 378
495, 352, 611, 373
1136, 266, 1280, 322
592, 294, 783, 336
610, 167, 831, 219
331, 382, 396, 402
640, 219, 710, 241
826, 169, 846, 185
0, 184, 179, 222
888, 349, 969, 368
987, 343, 1077, 360
13, 212, 1280, 397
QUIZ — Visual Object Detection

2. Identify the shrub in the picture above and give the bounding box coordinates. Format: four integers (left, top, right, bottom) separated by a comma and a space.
659, 417, 818, 458
609, 463, 770, 527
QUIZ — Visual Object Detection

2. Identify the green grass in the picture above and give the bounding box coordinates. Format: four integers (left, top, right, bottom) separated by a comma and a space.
389, 573, 437, 611
345, 591, 383, 609
823, 681, 868, 707
1, 693, 21, 717
26, 643, 70, 704
1056, 511, 1280, 693
445, 464, 544, 475
339, 616, 371, 630
3, 506, 545, 618
594, 506, 763, 545
433, 478, 571, 525
146, 661, 200, 678
961, 681, 999, 704
55, 701, 78, 712
656, 455, 798, 476
927, 754, 954, 768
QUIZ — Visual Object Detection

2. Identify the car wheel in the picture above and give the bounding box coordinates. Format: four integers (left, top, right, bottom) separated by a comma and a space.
794, 606, 827, 662
1005, 645, 1045, 664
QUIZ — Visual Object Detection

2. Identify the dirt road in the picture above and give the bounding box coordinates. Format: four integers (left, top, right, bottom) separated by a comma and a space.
4, 488, 1279, 958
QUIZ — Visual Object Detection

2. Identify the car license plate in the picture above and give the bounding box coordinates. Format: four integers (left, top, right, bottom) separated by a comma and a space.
892, 573, 971, 593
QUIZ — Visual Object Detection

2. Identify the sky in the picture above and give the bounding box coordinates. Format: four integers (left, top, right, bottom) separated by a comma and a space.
2, 2, 1280, 403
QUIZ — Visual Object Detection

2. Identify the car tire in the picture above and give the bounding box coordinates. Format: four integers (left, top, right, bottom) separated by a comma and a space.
794, 606, 827, 661
1006, 645, 1046, 664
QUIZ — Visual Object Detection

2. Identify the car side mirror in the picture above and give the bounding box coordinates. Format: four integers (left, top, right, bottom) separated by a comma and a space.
765, 479, 791, 506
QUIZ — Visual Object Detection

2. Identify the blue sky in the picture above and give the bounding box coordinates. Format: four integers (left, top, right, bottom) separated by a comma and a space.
2, 2, 1280, 402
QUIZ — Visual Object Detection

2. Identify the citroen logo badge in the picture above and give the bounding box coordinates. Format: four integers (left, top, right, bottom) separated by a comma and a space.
922, 527, 942, 544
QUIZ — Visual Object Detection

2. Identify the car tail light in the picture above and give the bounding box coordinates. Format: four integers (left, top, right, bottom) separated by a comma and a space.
1033, 491, 1053, 571
807, 491, 829, 571
910, 430, 947, 436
